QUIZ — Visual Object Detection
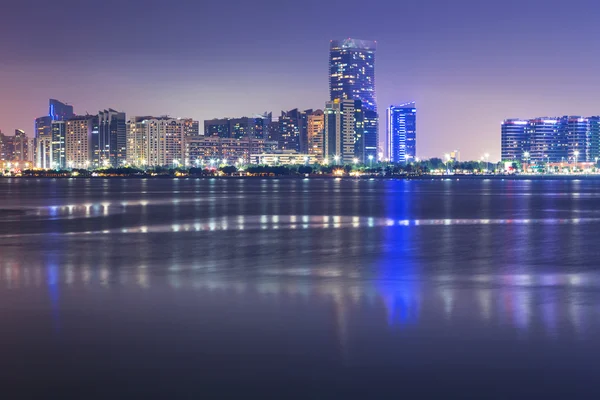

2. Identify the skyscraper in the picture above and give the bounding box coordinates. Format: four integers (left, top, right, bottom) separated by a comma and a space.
387, 103, 417, 163
98, 109, 126, 168
324, 99, 364, 164
329, 39, 377, 111
35, 99, 74, 168
51, 121, 67, 169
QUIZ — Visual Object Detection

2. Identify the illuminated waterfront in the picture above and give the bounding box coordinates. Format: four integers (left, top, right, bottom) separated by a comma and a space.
2, 178, 600, 398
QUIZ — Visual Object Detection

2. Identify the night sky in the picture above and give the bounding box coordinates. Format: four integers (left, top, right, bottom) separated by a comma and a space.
2, 0, 600, 160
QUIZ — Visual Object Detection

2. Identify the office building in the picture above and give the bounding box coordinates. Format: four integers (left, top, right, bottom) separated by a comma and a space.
387, 103, 417, 163
98, 109, 126, 168
324, 99, 364, 164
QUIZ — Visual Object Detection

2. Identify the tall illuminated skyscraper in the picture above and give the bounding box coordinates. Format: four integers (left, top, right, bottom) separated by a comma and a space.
329, 39, 377, 111
387, 103, 417, 163
329, 39, 378, 159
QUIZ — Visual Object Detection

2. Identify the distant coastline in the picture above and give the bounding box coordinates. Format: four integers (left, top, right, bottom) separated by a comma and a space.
3, 174, 600, 181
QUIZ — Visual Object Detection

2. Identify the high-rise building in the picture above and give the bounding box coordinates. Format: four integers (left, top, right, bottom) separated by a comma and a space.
35, 99, 74, 168
278, 109, 312, 153
66, 115, 97, 168
329, 39, 377, 111
98, 109, 126, 168
329, 39, 378, 158
501, 119, 530, 162
363, 110, 379, 161
35, 116, 53, 168
324, 99, 364, 164
51, 121, 67, 169
307, 110, 325, 159
387, 103, 417, 163
0, 132, 14, 161
126, 117, 195, 167
13, 129, 30, 162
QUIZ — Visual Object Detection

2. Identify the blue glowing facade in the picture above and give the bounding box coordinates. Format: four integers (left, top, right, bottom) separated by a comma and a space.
501, 116, 600, 163
329, 38, 377, 112
387, 103, 417, 163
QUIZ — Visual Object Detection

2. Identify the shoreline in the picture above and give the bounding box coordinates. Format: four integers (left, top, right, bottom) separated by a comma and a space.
3, 174, 600, 181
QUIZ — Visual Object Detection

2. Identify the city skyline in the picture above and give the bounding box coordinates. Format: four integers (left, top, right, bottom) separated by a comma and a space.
3, 0, 600, 161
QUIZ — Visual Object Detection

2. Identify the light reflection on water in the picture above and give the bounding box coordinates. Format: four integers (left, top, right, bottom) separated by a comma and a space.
2, 178, 600, 396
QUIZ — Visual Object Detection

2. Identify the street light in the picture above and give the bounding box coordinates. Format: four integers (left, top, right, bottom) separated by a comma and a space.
353, 157, 358, 165
334, 155, 340, 165
368, 154, 374, 167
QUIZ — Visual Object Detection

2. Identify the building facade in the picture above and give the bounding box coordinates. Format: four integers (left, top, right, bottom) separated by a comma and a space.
51, 121, 67, 169
98, 109, 127, 168
66, 115, 96, 168
307, 109, 324, 159
204, 113, 272, 140
387, 103, 417, 163
278, 109, 312, 153
501, 119, 529, 162
329, 38, 377, 111
126, 117, 198, 168
185, 137, 278, 165
35, 99, 74, 168
324, 99, 364, 164
502, 116, 600, 164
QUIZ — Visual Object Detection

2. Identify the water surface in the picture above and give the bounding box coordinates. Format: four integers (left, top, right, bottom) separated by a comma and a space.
1, 178, 600, 398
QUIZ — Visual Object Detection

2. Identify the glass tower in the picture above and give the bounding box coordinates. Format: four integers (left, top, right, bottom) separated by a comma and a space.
387, 103, 417, 163
329, 39, 377, 111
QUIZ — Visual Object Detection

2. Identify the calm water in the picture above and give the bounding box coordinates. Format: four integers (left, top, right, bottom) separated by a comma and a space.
2, 177, 600, 398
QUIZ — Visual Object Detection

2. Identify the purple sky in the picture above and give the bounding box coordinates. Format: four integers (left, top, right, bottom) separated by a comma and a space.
2, 0, 600, 160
